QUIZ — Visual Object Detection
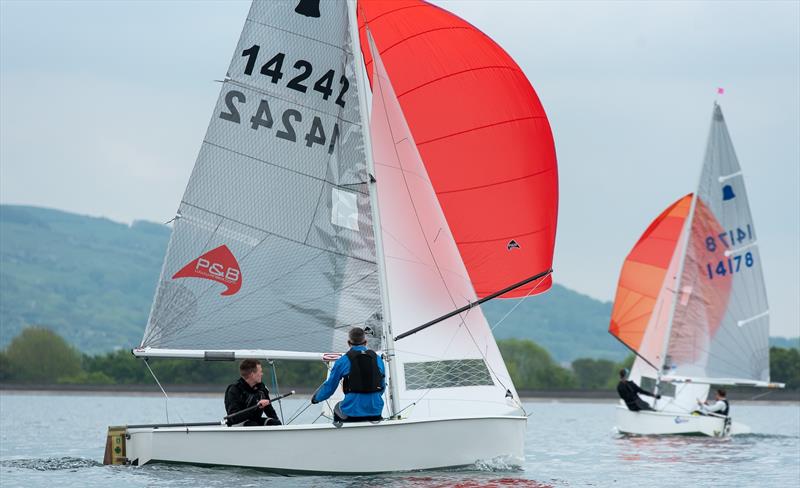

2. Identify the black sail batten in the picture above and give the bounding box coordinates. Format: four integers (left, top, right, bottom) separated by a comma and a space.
394, 268, 553, 341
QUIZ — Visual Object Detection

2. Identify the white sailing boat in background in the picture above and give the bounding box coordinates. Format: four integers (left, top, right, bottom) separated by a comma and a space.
608, 102, 783, 437
106, 0, 558, 472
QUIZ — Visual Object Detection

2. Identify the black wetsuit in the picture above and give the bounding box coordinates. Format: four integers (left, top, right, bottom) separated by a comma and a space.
617, 380, 656, 411
224, 378, 282, 426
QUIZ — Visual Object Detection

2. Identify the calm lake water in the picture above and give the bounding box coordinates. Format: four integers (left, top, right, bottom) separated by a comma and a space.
0, 392, 798, 487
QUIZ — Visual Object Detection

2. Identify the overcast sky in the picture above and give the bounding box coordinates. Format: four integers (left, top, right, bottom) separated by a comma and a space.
1, 1, 798, 337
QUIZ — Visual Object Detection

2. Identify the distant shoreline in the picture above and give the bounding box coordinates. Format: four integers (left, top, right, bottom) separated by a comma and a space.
1, 383, 797, 403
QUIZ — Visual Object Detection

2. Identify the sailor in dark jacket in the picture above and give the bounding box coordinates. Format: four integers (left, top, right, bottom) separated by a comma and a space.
224, 359, 281, 426
617, 368, 660, 411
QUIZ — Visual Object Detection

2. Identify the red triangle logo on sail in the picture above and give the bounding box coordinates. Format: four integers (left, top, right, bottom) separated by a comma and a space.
172, 245, 242, 296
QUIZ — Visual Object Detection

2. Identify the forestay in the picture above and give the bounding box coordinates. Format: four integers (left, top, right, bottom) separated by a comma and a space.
139, 1, 383, 356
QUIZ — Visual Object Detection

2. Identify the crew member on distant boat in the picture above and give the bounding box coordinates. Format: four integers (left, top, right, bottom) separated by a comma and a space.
311, 327, 385, 423
616, 368, 661, 411
696, 389, 730, 417
224, 359, 282, 426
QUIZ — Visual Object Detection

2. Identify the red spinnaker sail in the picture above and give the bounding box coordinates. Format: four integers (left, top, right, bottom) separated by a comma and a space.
609, 195, 693, 355
357, 0, 558, 298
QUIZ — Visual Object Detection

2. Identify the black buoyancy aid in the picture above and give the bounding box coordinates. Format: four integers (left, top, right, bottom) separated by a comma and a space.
721, 399, 730, 416
342, 349, 384, 394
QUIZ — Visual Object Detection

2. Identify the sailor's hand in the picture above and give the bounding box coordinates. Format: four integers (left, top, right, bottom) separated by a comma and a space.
656, 394, 662, 399
257, 399, 270, 409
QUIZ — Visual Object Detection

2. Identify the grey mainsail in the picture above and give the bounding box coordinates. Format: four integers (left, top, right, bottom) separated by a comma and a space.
665, 103, 770, 381
140, 1, 382, 354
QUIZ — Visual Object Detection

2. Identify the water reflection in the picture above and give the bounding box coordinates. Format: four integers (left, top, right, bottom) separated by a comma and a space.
615, 434, 757, 465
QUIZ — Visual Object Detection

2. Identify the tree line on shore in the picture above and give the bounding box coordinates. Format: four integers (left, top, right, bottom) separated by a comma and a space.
1, 327, 798, 390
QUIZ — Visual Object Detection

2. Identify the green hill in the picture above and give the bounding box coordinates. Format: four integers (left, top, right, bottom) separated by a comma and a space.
0, 205, 168, 353
2, 205, 793, 362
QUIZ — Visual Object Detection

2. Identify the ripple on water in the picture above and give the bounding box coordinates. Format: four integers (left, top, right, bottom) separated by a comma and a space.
0, 456, 102, 471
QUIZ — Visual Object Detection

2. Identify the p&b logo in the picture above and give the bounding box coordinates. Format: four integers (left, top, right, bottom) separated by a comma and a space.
172, 245, 242, 296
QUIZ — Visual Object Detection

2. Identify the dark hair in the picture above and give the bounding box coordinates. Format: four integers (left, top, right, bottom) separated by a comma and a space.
348, 327, 366, 345
239, 359, 261, 376
619, 368, 629, 379
716, 388, 727, 397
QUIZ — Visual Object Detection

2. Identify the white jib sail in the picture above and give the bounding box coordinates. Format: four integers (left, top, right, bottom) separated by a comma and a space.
366, 32, 522, 419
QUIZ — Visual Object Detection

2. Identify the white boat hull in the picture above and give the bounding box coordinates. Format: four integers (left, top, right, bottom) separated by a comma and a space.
125, 415, 526, 473
615, 406, 750, 437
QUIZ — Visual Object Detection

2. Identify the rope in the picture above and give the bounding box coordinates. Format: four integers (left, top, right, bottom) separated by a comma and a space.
144, 359, 185, 424
490, 277, 545, 332
268, 361, 285, 424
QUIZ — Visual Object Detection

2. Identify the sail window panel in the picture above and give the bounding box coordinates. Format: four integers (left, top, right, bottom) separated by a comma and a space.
640, 377, 675, 398
306, 183, 376, 263
404, 359, 494, 390
182, 143, 320, 243
204, 83, 367, 186
331, 188, 359, 231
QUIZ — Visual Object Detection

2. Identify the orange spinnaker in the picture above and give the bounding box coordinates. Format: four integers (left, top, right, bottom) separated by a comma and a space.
358, 0, 558, 297
609, 194, 693, 355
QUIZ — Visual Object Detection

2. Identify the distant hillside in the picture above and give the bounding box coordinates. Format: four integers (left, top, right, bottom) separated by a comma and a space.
1, 205, 793, 362
0, 205, 168, 353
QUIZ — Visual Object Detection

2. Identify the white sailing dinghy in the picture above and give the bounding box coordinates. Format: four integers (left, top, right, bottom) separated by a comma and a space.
608, 102, 783, 437
105, 0, 558, 472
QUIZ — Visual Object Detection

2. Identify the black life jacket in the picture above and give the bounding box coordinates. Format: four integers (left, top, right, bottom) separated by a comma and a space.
342, 349, 383, 394
721, 399, 730, 416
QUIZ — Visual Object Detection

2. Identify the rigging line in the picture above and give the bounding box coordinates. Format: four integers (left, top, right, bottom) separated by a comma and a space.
143, 359, 185, 425
269, 361, 285, 425
460, 309, 524, 412
286, 401, 313, 425
370, 57, 467, 318
490, 275, 544, 332
395, 268, 553, 342
405, 310, 473, 410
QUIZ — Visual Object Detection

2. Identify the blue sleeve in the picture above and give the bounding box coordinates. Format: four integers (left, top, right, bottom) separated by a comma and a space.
314, 356, 349, 402
378, 355, 386, 390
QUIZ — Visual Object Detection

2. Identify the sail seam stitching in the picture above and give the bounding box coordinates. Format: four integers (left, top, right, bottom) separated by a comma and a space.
416, 116, 547, 146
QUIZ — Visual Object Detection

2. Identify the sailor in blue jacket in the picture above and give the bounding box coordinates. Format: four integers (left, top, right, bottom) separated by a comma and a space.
311, 327, 385, 422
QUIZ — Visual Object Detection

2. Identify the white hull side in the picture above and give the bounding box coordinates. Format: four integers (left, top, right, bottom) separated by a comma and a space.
615, 406, 750, 437
125, 416, 526, 473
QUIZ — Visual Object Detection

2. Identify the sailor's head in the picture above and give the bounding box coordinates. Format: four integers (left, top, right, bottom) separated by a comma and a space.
619, 368, 630, 380
347, 327, 367, 347
239, 358, 263, 385
716, 388, 727, 399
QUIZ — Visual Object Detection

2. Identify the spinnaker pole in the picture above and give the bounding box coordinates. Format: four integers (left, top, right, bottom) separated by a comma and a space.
395, 268, 553, 341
